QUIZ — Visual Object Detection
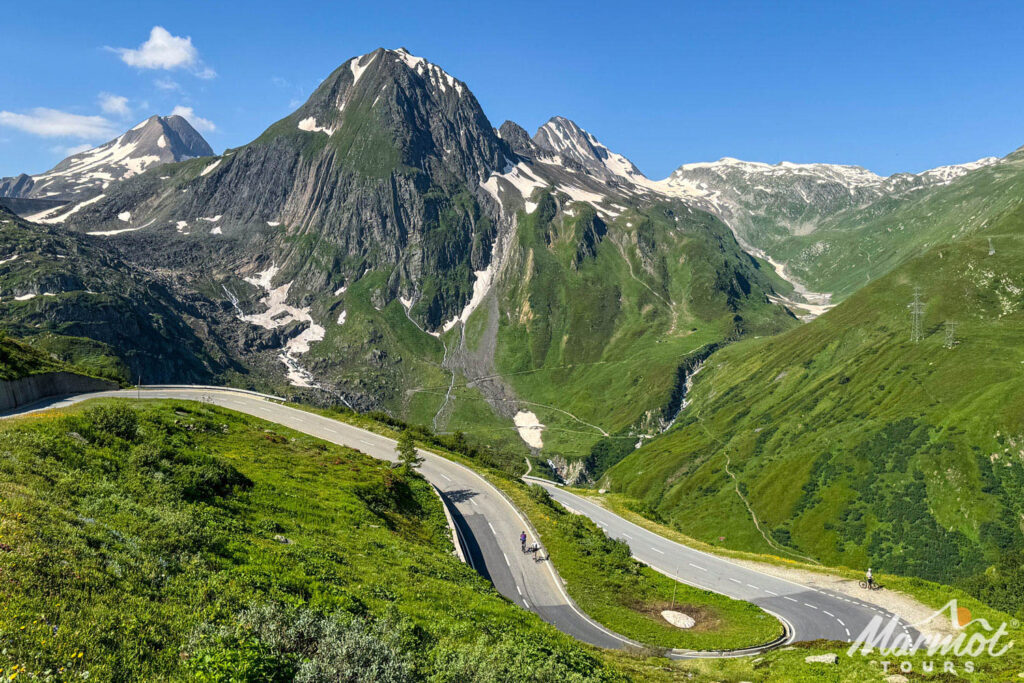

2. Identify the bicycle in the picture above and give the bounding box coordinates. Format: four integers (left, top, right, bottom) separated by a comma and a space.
859, 580, 882, 591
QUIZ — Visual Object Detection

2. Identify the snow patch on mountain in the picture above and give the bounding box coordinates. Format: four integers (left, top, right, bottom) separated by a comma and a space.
514, 410, 545, 448
480, 160, 546, 212
350, 52, 375, 87
297, 117, 334, 136
28, 193, 107, 224
87, 218, 155, 236
240, 265, 326, 387
200, 159, 222, 176
390, 47, 464, 96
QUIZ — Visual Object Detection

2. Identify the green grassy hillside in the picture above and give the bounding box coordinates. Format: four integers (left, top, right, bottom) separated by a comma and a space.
490, 194, 795, 462
0, 331, 63, 381
777, 148, 1024, 298
607, 201, 1024, 605
0, 401, 629, 681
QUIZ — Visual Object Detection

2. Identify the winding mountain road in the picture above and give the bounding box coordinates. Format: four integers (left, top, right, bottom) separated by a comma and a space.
2, 386, 916, 657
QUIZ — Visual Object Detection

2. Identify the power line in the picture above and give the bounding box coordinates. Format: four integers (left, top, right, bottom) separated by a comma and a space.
908, 286, 925, 343
944, 320, 957, 349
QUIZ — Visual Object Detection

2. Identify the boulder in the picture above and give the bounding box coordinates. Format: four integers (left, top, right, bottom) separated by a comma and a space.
661, 610, 696, 628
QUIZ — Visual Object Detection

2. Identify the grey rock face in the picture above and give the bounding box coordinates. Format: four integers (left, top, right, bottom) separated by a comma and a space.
0, 174, 35, 198
498, 121, 535, 155
68, 48, 513, 330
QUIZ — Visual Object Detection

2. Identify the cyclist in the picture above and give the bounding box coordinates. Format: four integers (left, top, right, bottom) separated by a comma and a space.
520, 531, 527, 552
866, 567, 874, 589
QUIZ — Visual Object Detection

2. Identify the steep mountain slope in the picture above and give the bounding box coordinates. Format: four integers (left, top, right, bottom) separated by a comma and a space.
0, 115, 212, 208
0, 205, 241, 383
655, 151, 1018, 300
605, 198, 1024, 589
768, 147, 1024, 297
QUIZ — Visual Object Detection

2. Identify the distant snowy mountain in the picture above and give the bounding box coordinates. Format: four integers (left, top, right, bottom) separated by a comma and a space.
0, 115, 213, 204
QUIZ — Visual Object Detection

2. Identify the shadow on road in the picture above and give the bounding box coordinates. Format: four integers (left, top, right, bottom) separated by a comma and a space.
444, 488, 481, 503
440, 491, 493, 583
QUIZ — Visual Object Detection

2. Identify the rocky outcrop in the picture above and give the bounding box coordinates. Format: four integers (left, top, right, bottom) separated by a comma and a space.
0, 371, 116, 412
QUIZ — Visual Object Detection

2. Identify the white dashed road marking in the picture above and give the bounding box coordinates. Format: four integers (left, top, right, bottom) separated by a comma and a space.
803, 603, 818, 609
688, 563, 707, 572
439, 474, 451, 482
651, 547, 665, 554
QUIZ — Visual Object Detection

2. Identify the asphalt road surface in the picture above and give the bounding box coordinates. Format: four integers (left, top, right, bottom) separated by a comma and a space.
528, 477, 919, 646
3, 386, 918, 656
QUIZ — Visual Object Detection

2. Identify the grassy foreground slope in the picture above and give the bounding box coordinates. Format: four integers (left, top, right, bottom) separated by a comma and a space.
607, 202, 1024, 604
0, 401, 626, 681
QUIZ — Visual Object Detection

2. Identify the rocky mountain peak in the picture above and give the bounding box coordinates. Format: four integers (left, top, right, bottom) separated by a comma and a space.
284, 47, 505, 182
497, 121, 535, 156
532, 116, 648, 186
0, 114, 213, 203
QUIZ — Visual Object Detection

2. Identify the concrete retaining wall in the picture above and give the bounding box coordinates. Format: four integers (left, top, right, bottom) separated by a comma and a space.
0, 372, 117, 412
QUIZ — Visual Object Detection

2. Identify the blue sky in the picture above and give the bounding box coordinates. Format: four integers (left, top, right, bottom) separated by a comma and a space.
1, 0, 1021, 179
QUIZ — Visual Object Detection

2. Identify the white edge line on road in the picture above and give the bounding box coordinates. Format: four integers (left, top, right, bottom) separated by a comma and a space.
534, 480, 841, 599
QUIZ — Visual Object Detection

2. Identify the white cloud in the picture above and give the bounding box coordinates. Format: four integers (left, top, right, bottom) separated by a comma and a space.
171, 105, 216, 133
51, 143, 94, 157
98, 93, 131, 116
154, 78, 181, 91
111, 26, 215, 77
0, 108, 118, 139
